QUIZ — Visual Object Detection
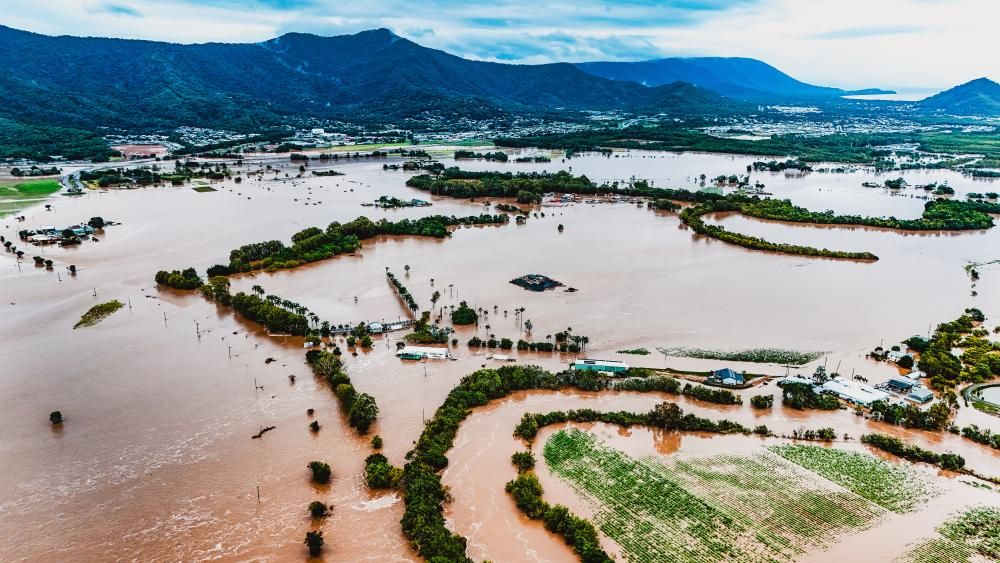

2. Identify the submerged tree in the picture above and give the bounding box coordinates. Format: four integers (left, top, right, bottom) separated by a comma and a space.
304, 530, 324, 556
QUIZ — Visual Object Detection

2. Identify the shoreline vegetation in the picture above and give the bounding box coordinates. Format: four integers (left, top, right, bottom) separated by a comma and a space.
407, 169, 997, 260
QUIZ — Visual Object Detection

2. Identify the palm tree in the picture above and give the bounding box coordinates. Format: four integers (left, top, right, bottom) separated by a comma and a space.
404, 264, 410, 274
251, 284, 264, 296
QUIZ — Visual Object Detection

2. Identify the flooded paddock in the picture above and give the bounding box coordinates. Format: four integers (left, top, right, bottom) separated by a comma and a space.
1, 149, 998, 560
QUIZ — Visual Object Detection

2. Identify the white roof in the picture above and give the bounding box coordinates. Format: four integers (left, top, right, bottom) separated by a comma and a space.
397, 346, 450, 357
821, 378, 890, 406
780, 375, 816, 386
572, 358, 629, 368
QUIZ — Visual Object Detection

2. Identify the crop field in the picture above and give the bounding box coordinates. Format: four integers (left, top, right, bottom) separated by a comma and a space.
770, 444, 936, 513
0, 179, 61, 217
902, 506, 1000, 563
543, 429, 891, 562
656, 347, 824, 365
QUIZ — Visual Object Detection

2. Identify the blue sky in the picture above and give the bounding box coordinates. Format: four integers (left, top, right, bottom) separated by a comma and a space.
2, 0, 997, 90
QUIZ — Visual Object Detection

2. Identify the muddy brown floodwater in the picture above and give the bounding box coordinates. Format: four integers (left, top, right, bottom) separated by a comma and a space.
1, 148, 998, 561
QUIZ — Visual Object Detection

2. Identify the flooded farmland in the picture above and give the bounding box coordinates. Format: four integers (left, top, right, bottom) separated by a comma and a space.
1, 149, 999, 561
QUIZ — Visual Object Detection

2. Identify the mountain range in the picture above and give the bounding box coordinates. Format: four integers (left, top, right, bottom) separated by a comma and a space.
0, 25, 732, 133
575, 57, 892, 100
918, 77, 1000, 115
0, 23, 997, 156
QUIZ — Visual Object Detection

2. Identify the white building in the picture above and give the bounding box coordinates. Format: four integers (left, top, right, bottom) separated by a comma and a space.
887, 350, 907, 363
396, 346, 450, 360
821, 378, 891, 407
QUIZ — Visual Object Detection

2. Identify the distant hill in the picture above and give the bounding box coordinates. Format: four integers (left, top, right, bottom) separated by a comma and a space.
919, 78, 1000, 116
575, 57, 891, 100
0, 25, 731, 136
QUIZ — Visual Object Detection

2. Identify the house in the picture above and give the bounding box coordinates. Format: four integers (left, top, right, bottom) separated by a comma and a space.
570, 359, 629, 374
887, 350, 907, 363
905, 370, 926, 380
886, 377, 915, 393
396, 346, 450, 360
367, 322, 384, 334
907, 387, 934, 404
709, 368, 745, 386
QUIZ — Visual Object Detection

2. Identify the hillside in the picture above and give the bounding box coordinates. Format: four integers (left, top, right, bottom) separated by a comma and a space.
575, 57, 890, 100
0, 25, 731, 136
919, 78, 1000, 116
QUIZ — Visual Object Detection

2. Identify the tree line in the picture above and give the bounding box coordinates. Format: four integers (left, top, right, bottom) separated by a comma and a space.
227, 214, 509, 272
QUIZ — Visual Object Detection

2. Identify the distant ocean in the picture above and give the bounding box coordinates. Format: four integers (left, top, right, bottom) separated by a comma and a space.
842, 89, 939, 102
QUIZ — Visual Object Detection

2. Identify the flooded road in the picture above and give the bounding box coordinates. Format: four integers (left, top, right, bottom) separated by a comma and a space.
1, 149, 998, 560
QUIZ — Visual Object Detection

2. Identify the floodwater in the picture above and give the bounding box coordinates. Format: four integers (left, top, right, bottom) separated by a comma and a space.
1, 148, 998, 561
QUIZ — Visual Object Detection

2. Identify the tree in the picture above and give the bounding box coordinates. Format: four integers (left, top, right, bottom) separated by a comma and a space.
371, 435, 383, 449
304, 530, 324, 556
649, 402, 683, 429
49, 410, 63, 424
511, 451, 535, 472
308, 461, 332, 484
87, 216, 105, 229
431, 290, 440, 308
349, 393, 378, 433
524, 319, 533, 334
451, 301, 478, 325
308, 501, 328, 518
897, 354, 914, 369
364, 453, 403, 488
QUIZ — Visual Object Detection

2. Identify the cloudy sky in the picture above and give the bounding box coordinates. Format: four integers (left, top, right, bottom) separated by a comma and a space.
3, 0, 997, 91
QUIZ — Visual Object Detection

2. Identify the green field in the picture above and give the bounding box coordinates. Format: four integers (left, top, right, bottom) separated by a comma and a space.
903, 506, 1000, 562
0, 179, 62, 217
770, 444, 936, 513
544, 429, 895, 562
